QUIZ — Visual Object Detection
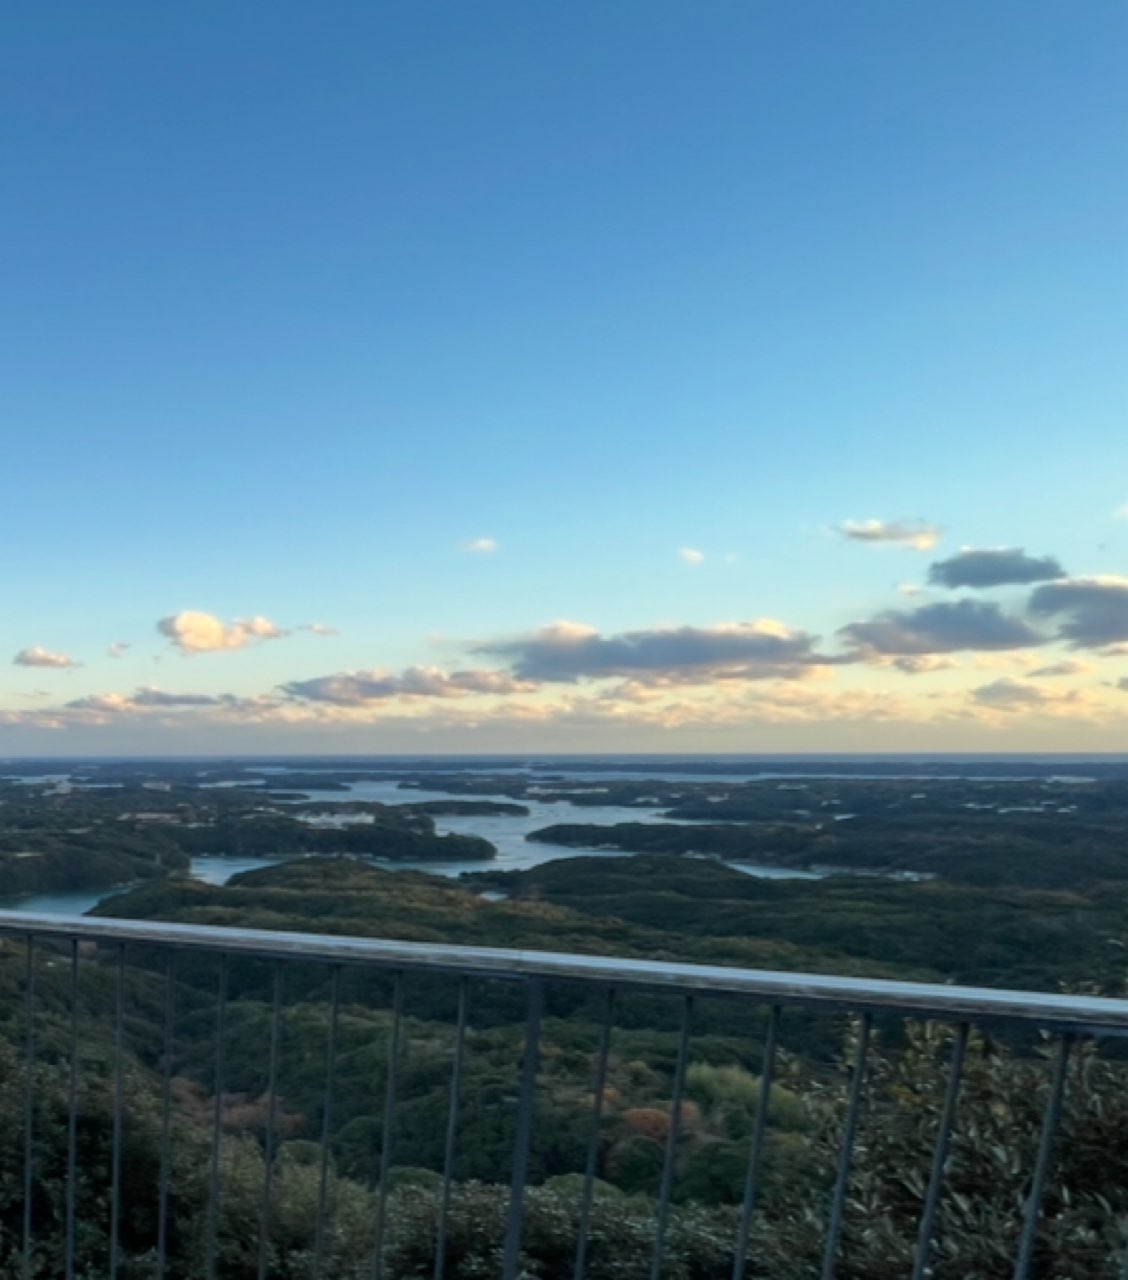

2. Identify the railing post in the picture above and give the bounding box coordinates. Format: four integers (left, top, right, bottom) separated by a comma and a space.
205, 954, 229, 1280
651, 996, 693, 1280
314, 965, 343, 1279
258, 961, 284, 1280
64, 938, 80, 1280
156, 950, 177, 1280
109, 943, 127, 1280
1013, 1034, 1073, 1280
573, 987, 616, 1280
435, 977, 469, 1280
22, 936, 36, 1280
732, 1005, 781, 1280
911, 1023, 969, 1280
502, 978, 544, 1280
820, 1013, 872, 1280
372, 971, 405, 1280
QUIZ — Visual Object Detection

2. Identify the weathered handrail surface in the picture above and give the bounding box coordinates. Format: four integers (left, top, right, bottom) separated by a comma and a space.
2, 909, 1127, 1031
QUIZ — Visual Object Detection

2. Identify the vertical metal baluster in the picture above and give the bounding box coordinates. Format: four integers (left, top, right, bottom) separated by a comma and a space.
65, 938, 80, 1280
434, 977, 469, 1280
731, 1005, 782, 1280
820, 1012, 873, 1280
1013, 1034, 1073, 1280
502, 979, 544, 1280
205, 954, 229, 1280
650, 996, 694, 1280
911, 1023, 970, 1280
1120, 1163, 1128, 1280
22, 937, 36, 1280
157, 952, 176, 1280
314, 966, 342, 1278
258, 962, 284, 1280
109, 944, 126, 1279
372, 972, 405, 1280
573, 987, 616, 1280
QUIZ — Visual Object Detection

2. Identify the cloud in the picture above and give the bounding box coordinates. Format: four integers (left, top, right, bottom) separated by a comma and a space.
282, 666, 536, 706
840, 600, 1044, 656
157, 611, 288, 655
477, 618, 834, 683
300, 623, 339, 637
1028, 659, 1094, 678
1114, 505, 1128, 520
970, 678, 1093, 716
837, 518, 942, 551
66, 687, 231, 713
889, 655, 960, 675
464, 538, 498, 554
928, 548, 1065, 590
1027, 577, 1128, 649
14, 646, 80, 669
108, 642, 130, 659
132, 687, 228, 708
1119, 678, 1128, 692
678, 548, 704, 565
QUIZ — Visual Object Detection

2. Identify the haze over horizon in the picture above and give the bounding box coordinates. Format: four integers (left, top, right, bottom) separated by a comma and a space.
3, 3, 1127, 755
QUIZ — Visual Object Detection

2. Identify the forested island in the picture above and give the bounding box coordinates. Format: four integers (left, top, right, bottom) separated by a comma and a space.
5, 758, 1128, 898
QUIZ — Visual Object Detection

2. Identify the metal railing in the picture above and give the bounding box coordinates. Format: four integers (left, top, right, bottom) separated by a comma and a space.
4, 910, 1128, 1279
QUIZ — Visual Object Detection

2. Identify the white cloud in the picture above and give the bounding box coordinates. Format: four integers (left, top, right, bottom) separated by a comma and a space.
14, 646, 79, 669
464, 537, 498, 554
678, 548, 705, 565
300, 623, 339, 636
1114, 504, 1128, 520
108, 642, 130, 659
157, 611, 288, 655
837, 518, 942, 551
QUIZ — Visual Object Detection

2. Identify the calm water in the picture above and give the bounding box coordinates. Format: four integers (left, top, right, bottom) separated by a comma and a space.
1, 771, 820, 917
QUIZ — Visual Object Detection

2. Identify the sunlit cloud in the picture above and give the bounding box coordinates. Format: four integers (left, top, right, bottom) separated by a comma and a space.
678, 548, 704, 565
66, 687, 238, 713
464, 537, 498, 554
837, 518, 942, 551
157, 610, 288, 655
14, 646, 80, 669
477, 618, 837, 683
281, 666, 536, 706
928, 548, 1064, 590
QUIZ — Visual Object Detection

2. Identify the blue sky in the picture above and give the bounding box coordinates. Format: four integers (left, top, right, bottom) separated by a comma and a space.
2, 2, 1127, 753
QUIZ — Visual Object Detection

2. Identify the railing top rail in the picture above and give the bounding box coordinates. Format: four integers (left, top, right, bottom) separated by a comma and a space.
1, 909, 1125, 1032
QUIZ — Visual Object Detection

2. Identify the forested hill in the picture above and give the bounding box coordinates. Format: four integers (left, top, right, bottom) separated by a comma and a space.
99, 853, 1128, 994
